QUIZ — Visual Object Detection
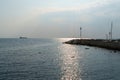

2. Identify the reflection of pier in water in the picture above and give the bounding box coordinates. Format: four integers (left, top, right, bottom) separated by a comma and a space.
58, 41, 81, 80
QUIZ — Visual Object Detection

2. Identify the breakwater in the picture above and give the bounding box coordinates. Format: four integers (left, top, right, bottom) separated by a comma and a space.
64, 39, 120, 51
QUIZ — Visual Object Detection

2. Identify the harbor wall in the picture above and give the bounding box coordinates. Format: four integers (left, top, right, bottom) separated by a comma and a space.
64, 39, 120, 51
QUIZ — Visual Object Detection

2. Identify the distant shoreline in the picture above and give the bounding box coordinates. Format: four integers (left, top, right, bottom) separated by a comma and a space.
64, 39, 120, 51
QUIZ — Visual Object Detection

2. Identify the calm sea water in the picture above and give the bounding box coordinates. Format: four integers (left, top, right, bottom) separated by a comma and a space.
0, 38, 120, 80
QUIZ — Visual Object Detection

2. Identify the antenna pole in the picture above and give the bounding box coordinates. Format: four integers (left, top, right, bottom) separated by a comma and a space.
106, 34, 108, 40
80, 27, 82, 39
111, 21, 113, 41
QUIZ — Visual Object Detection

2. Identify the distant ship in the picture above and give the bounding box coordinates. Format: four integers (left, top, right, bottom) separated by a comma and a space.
19, 37, 27, 39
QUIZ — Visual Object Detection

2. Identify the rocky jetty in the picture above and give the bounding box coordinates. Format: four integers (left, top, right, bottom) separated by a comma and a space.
64, 39, 120, 51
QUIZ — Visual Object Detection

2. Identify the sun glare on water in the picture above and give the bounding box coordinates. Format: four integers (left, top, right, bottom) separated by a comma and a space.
58, 41, 82, 80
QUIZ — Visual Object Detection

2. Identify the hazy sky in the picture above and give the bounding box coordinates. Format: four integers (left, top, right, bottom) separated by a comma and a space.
0, 0, 120, 38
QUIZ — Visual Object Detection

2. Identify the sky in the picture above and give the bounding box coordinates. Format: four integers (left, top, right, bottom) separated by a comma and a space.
0, 0, 120, 38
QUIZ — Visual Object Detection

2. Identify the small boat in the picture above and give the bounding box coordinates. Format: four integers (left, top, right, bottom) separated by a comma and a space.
19, 37, 27, 39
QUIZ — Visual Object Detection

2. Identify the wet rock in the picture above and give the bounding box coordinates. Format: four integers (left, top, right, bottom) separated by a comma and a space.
71, 56, 75, 58
85, 48, 90, 50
